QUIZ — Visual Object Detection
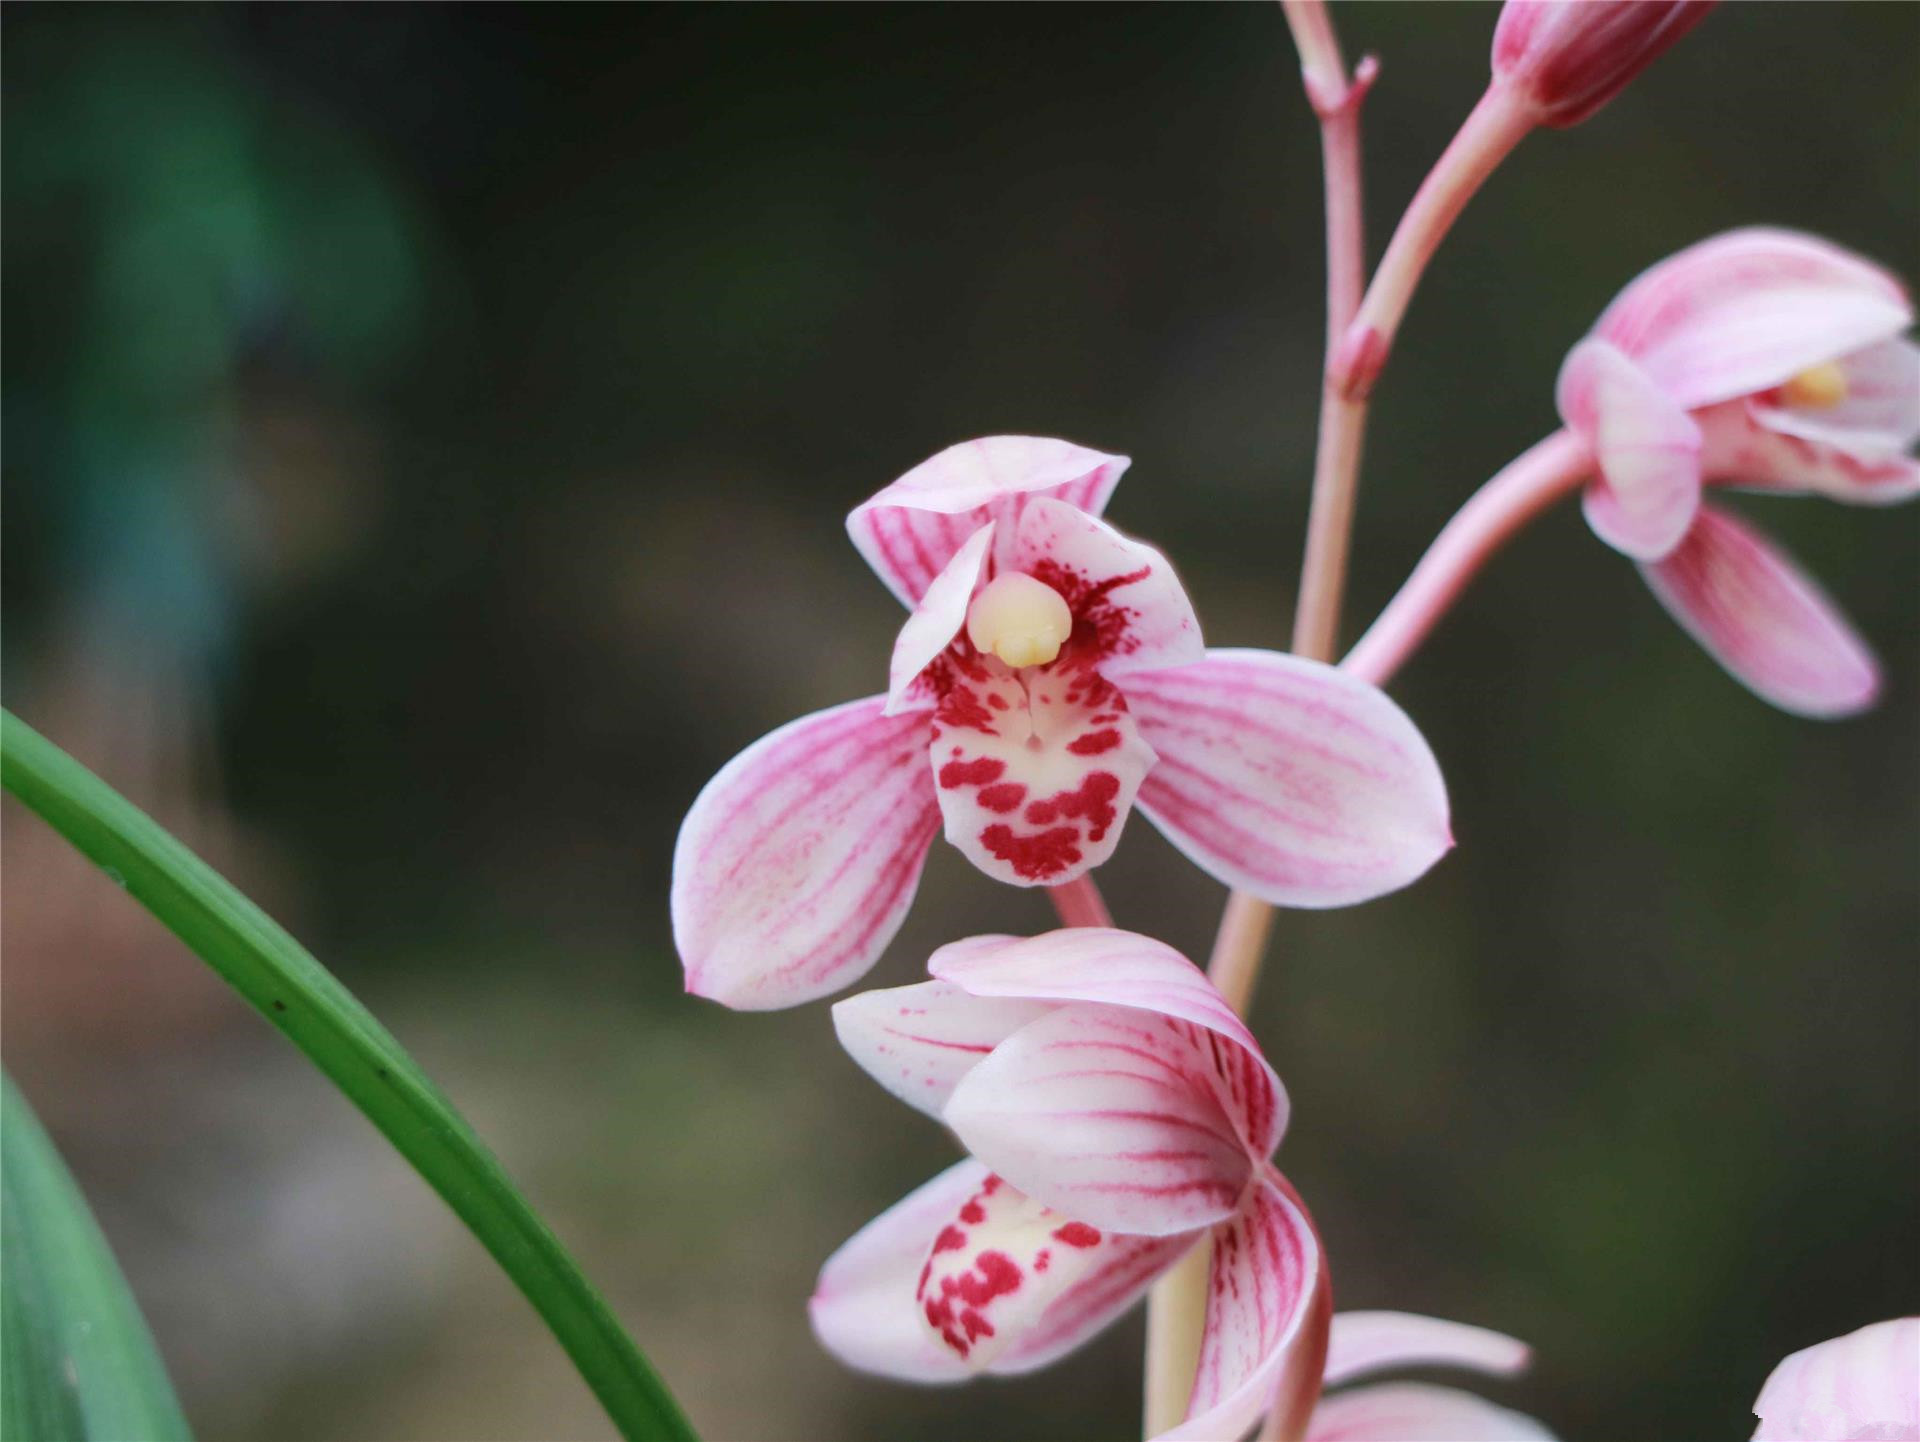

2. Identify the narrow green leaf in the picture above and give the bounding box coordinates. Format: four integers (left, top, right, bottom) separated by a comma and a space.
2, 1072, 193, 1442
0, 710, 698, 1442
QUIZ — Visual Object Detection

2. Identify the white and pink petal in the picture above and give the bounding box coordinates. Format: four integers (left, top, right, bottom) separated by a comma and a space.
831, 979, 1053, 1120
1323, 1311, 1532, 1388
1308, 1383, 1557, 1441
1640, 505, 1880, 719
1698, 400, 1920, 507
1751, 1317, 1920, 1442
1557, 338, 1703, 560
886, 523, 995, 714
1125, 649, 1452, 910
672, 697, 939, 1010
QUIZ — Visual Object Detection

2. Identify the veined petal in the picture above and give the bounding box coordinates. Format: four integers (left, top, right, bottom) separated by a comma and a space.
915, 1171, 1121, 1371
1699, 399, 1920, 507
848, 437, 1131, 607
1160, 1176, 1322, 1442
887, 524, 994, 715
931, 929, 1285, 1159
1751, 1317, 1920, 1442
1324, 1312, 1532, 1388
1641, 505, 1880, 719
1593, 228, 1912, 412
1126, 650, 1452, 909
930, 659, 1156, 887
1309, 1383, 1557, 1441
672, 697, 939, 1009
1010, 497, 1206, 677
993, 1231, 1197, 1375
943, 1003, 1257, 1237
832, 979, 1053, 1120
1557, 339, 1703, 560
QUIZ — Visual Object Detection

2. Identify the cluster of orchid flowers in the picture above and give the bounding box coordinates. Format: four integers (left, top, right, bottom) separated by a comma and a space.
672, 3, 1916, 1439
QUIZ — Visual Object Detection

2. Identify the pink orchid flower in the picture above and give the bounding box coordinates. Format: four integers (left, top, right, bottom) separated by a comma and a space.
1493, 1, 1716, 129
674, 437, 1451, 1009
810, 929, 1325, 1441
1751, 1318, 1919, 1442
1556, 229, 1919, 718
1303, 1310, 1554, 1441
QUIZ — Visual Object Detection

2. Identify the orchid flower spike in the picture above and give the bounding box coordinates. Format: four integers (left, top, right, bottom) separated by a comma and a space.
812, 929, 1324, 1442
1492, 1, 1716, 129
1751, 1318, 1919, 1441
1303, 1310, 1555, 1441
674, 437, 1451, 1009
1556, 229, 1919, 718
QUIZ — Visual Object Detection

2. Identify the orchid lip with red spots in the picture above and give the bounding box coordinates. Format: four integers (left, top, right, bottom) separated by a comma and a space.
672, 436, 1452, 1010
1556, 230, 1919, 719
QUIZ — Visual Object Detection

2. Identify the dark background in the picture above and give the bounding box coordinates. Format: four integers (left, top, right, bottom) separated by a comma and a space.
3, 4, 1915, 1439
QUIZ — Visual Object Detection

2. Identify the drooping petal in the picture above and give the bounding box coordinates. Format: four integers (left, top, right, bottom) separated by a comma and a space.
930, 928, 1285, 1158
1557, 338, 1703, 559
1160, 1176, 1322, 1442
1323, 1312, 1532, 1388
914, 1171, 1126, 1371
1698, 399, 1920, 507
1124, 650, 1452, 909
887, 523, 994, 714
1592, 228, 1912, 412
1640, 506, 1880, 719
1308, 1383, 1557, 1441
994, 1232, 1198, 1376
848, 438, 1131, 607
673, 697, 939, 1009
929, 657, 1157, 887
1008, 498, 1206, 677
1751, 1317, 1920, 1442
943, 1003, 1257, 1237
832, 979, 1053, 1120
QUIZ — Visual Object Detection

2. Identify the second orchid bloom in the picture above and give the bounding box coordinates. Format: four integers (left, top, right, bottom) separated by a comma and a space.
675, 437, 1451, 1009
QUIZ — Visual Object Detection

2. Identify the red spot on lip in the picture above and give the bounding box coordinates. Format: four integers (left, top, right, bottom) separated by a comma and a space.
959, 1200, 986, 1225
933, 1226, 967, 1253
1067, 728, 1121, 756
981, 824, 1082, 880
939, 757, 1006, 789
1053, 1222, 1102, 1248
976, 782, 1027, 813
1034, 1250, 1051, 1273
987, 693, 1009, 710
1023, 771, 1121, 841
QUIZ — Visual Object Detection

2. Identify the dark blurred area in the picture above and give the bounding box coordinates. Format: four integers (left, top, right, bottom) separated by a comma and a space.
3, 5, 1914, 1440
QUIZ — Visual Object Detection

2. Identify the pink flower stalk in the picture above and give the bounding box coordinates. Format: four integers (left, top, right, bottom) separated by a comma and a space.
1303, 1310, 1554, 1441
1556, 228, 1919, 717
811, 929, 1324, 1441
674, 437, 1451, 1009
1492, 1, 1716, 128
1751, 1318, 1919, 1441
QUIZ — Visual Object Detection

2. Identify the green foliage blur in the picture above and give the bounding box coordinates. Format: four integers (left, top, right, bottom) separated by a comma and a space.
4, 5, 1914, 1440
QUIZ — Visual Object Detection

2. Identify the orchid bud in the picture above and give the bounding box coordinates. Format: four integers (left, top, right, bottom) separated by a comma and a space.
1492, 0, 1716, 128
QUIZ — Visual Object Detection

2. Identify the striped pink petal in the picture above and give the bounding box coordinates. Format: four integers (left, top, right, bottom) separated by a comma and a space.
1592, 228, 1912, 412
1557, 338, 1703, 560
1309, 1383, 1557, 1441
942, 1003, 1258, 1237
1751, 1317, 1920, 1442
1125, 649, 1452, 909
992, 1231, 1197, 1375
1008, 498, 1206, 677
887, 523, 994, 714
848, 437, 1130, 608
672, 696, 939, 1009
1161, 1176, 1322, 1442
930, 928, 1285, 1158
1323, 1312, 1532, 1388
1698, 398, 1920, 508
1641, 505, 1880, 718
832, 979, 1053, 1120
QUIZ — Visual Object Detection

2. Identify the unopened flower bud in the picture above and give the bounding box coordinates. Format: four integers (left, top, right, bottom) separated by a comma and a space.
1492, 0, 1715, 128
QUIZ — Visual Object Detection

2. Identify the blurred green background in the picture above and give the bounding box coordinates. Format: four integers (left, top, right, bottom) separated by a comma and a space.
3, 5, 1914, 1440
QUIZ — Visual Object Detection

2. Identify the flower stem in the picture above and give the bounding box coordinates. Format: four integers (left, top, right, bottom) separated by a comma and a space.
1343, 429, 1593, 688
1047, 876, 1114, 929
0, 710, 700, 1442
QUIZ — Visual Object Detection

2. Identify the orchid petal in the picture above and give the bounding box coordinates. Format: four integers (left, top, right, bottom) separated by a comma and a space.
1323, 1312, 1532, 1388
1757, 337, 1920, 455
1699, 399, 1920, 507
914, 1171, 1122, 1371
1160, 1176, 1321, 1442
887, 523, 994, 715
1125, 649, 1452, 909
1009, 498, 1206, 677
1641, 506, 1880, 718
1308, 1383, 1557, 1441
673, 696, 938, 1009
849, 437, 1131, 607
930, 660, 1157, 888
994, 1232, 1198, 1375
832, 979, 1053, 1120
943, 1003, 1257, 1237
931, 929, 1285, 1158
1751, 1317, 1920, 1442
1557, 339, 1703, 560
1593, 228, 1912, 411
